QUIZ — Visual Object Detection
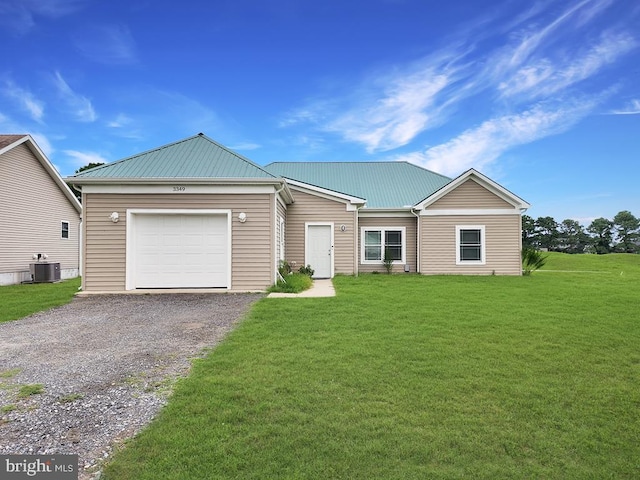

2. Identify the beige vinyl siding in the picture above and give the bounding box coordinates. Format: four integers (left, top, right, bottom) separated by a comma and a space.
285, 190, 356, 275
0, 143, 80, 282
358, 217, 417, 273
421, 214, 522, 275
83, 193, 273, 291
429, 178, 514, 209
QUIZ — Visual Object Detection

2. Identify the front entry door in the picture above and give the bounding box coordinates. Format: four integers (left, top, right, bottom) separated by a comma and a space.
307, 224, 332, 278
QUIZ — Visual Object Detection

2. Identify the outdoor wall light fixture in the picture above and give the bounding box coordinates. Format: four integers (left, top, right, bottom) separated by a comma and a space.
32, 253, 48, 261
109, 212, 119, 223
238, 212, 247, 223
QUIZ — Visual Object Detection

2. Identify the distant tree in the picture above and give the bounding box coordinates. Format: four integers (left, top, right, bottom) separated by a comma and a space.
67, 162, 105, 201
612, 210, 639, 253
558, 219, 589, 254
535, 216, 559, 251
521, 215, 538, 249
587, 217, 614, 254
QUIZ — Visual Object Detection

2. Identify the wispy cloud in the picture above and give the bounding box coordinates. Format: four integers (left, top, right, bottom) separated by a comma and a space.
1, 79, 45, 122
52, 71, 97, 122
280, 0, 635, 173
393, 98, 599, 177
107, 113, 133, 128
281, 51, 470, 153
609, 99, 640, 115
326, 68, 454, 152
498, 31, 636, 100
0, 0, 85, 34
73, 24, 138, 65
228, 142, 261, 151
63, 149, 109, 168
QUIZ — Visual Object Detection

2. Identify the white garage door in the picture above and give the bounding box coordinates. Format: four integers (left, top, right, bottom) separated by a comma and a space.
133, 213, 229, 288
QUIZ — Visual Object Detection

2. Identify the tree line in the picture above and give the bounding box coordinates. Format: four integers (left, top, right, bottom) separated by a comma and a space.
523, 211, 639, 254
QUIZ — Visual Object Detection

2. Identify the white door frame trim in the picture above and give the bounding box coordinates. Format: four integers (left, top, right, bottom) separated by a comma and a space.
126, 209, 232, 290
305, 222, 334, 278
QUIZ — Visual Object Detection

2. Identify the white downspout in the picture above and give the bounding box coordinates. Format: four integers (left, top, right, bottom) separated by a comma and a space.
273, 182, 286, 284
411, 208, 420, 273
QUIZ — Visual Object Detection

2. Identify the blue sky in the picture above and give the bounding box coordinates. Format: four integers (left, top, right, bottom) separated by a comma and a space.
1, 0, 638, 223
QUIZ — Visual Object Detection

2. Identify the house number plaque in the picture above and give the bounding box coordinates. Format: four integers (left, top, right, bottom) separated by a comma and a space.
172, 186, 186, 192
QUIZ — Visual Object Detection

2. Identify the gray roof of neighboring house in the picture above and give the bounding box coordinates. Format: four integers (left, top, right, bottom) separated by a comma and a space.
0, 134, 27, 151
264, 161, 452, 209
70, 133, 277, 180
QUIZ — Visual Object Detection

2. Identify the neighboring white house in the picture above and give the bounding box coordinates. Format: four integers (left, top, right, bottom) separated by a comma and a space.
0, 134, 82, 285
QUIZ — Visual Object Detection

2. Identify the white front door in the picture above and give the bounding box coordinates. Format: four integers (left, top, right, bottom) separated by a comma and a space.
306, 224, 333, 278
132, 213, 229, 288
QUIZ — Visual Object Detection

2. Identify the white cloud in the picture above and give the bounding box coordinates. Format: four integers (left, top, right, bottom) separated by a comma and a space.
63, 149, 108, 168
1, 79, 44, 122
107, 113, 133, 128
326, 69, 452, 152
73, 24, 138, 65
395, 99, 598, 177
609, 99, 640, 115
0, 0, 85, 34
499, 31, 637, 100
228, 142, 261, 151
52, 71, 97, 122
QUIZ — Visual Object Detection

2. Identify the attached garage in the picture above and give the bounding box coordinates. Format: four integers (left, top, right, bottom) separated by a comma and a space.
126, 210, 231, 289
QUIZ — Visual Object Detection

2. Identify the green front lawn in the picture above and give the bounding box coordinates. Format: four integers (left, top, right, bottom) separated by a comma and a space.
104, 254, 640, 479
0, 277, 81, 323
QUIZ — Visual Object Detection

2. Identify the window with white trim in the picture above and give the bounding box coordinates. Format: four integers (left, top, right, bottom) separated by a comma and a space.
361, 227, 406, 264
456, 225, 485, 265
61, 221, 69, 239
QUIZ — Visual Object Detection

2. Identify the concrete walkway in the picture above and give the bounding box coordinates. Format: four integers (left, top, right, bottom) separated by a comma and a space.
267, 278, 336, 298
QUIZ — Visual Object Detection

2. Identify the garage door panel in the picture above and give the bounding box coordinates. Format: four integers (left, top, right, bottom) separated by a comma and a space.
133, 214, 228, 288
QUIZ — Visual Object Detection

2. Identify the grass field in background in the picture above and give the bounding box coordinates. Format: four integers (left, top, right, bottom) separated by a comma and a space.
0, 277, 81, 323
100, 255, 640, 478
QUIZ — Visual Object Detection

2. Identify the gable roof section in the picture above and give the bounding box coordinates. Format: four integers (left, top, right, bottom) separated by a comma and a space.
70, 133, 278, 181
265, 161, 451, 209
0, 134, 82, 213
415, 168, 530, 211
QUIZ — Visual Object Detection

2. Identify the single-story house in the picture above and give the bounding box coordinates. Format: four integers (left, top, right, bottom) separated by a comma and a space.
0, 134, 82, 285
66, 133, 529, 292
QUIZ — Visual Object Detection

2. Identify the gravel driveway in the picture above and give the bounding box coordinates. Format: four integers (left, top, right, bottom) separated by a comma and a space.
0, 293, 261, 479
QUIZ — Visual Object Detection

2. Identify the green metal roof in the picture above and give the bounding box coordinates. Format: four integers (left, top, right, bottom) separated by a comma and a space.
70, 133, 277, 180
264, 161, 452, 209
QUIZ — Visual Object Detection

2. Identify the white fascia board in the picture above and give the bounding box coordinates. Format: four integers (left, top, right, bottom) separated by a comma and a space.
285, 178, 366, 207
420, 208, 523, 216
8, 135, 83, 213
81, 183, 280, 195
415, 169, 530, 210
357, 208, 415, 218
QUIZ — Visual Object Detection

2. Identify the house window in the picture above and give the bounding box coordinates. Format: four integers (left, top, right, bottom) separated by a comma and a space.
456, 225, 485, 265
361, 227, 406, 264
61, 221, 69, 239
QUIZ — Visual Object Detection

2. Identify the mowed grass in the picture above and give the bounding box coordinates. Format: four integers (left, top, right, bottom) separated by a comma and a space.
104, 254, 640, 479
0, 277, 81, 323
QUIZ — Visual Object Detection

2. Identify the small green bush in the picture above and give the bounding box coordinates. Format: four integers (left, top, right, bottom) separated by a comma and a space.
298, 265, 315, 277
268, 273, 313, 293
522, 248, 548, 275
278, 260, 292, 278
